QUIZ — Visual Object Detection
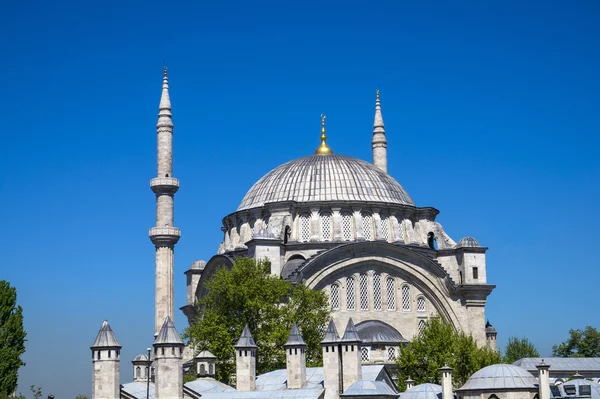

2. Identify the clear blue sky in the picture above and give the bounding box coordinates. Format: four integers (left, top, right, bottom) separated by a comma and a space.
2, 0, 599, 398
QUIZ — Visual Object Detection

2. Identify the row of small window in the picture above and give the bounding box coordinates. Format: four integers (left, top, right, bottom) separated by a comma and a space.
361, 346, 398, 362
329, 275, 427, 312
92, 349, 120, 360
298, 212, 403, 242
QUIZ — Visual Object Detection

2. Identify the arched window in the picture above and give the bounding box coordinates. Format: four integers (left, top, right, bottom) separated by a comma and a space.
209, 364, 214, 375
320, 213, 332, 241
387, 347, 397, 361
401, 285, 411, 311
373, 273, 382, 310
360, 347, 370, 362
417, 296, 426, 312
136, 366, 141, 378
299, 214, 311, 242
346, 277, 356, 310
359, 273, 369, 310
362, 213, 373, 240
341, 212, 353, 241
386, 277, 396, 310
381, 215, 390, 241
330, 283, 340, 310
200, 364, 206, 375
418, 319, 426, 336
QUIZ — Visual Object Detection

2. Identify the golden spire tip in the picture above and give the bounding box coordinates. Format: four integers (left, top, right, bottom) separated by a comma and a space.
314, 114, 333, 155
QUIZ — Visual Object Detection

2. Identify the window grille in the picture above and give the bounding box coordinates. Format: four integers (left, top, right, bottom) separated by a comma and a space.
321, 213, 332, 241
417, 297, 426, 312
330, 283, 340, 310
342, 213, 353, 241
397, 217, 404, 241
136, 367, 141, 378
359, 273, 369, 310
381, 215, 390, 241
346, 277, 356, 310
402, 285, 411, 311
418, 320, 426, 336
249, 219, 256, 234
361, 347, 370, 362
300, 214, 311, 242
373, 273, 382, 310
362, 213, 373, 240
386, 277, 396, 310
318, 322, 326, 337
387, 347, 397, 361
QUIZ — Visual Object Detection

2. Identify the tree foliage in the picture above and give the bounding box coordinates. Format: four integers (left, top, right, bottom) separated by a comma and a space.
552, 326, 600, 357
396, 317, 502, 391
503, 336, 539, 364
0, 281, 27, 397
184, 257, 330, 384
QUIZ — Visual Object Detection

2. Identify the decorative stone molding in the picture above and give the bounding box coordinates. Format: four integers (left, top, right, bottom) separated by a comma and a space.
149, 227, 181, 246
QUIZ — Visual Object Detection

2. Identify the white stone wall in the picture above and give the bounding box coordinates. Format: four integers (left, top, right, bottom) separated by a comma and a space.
236, 349, 256, 392
92, 349, 120, 399
322, 344, 340, 399
155, 346, 183, 399
285, 346, 307, 389
341, 343, 362, 391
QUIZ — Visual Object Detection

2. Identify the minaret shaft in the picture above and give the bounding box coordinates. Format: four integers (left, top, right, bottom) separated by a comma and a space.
150, 69, 180, 336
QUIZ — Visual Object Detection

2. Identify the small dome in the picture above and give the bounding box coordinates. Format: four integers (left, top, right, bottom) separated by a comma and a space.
485, 321, 497, 334
133, 354, 149, 361
237, 155, 414, 211
455, 237, 480, 248
191, 260, 206, 270
343, 380, 397, 397
401, 383, 443, 399
458, 364, 538, 391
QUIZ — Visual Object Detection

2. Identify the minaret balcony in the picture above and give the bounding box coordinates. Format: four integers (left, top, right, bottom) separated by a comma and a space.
150, 177, 179, 195
149, 227, 181, 246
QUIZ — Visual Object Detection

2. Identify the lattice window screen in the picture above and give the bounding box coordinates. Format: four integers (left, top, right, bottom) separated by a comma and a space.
359, 273, 369, 310
362, 213, 373, 240
361, 347, 370, 362
418, 320, 426, 336
386, 278, 396, 310
402, 285, 411, 311
373, 273, 382, 310
330, 284, 340, 310
387, 347, 397, 361
249, 219, 256, 236
417, 297, 426, 312
346, 277, 356, 310
397, 218, 405, 241
342, 213, 352, 241
381, 216, 390, 241
300, 214, 311, 242
321, 213, 332, 241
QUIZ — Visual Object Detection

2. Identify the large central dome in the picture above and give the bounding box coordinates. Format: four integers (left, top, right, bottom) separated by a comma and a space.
237, 155, 414, 211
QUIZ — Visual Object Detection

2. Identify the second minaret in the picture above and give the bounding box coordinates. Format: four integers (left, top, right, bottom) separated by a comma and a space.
149, 68, 181, 336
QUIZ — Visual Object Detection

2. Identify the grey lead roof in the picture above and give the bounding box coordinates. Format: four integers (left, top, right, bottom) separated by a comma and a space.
356, 320, 408, 345
457, 364, 538, 391
154, 316, 184, 346
236, 325, 257, 348
400, 384, 443, 399
237, 155, 414, 211
553, 378, 600, 399
91, 320, 121, 348
455, 237, 480, 248
513, 357, 600, 372
321, 319, 339, 344
341, 380, 398, 397
341, 318, 361, 342
285, 323, 306, 347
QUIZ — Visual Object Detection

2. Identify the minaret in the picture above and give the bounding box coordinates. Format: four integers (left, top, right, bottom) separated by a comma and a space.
153, 316, 184, 399
372, 89, 388, 173
91, 320, 121, 399
149, 68, 181, 336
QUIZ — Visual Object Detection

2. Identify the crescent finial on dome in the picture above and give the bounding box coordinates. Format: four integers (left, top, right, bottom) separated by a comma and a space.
314, 114, 334, 155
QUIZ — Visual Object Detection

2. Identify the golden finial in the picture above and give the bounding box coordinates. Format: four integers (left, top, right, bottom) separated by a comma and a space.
314, 114, 333, 155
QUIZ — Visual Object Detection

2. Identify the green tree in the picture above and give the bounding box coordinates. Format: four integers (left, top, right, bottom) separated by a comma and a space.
29, 386, 41, 399
0, 281, 27, 397
552, 326, 600, 357
184, 257, 330, 384
503, 336, 539, 363
75, 395, 90, 399
396, 317, 502, 391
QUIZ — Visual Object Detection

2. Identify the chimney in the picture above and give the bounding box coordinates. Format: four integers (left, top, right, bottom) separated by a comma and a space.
439, 365, 453, 399
321, 319, 341, 399
340, 318, 362, 392
153, 317, 184, 399
405, 377, 415, 391
536, 360, 551, 399
285, 323, 307, 389
235, 325, 257, 391
91, 320, 121, 399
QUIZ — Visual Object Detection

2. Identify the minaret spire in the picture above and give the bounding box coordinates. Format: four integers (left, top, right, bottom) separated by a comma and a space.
149, 68, 181, 336
372, 89, 388, 173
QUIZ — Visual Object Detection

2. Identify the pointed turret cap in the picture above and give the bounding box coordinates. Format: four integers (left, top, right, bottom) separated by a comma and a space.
340, 318, 361, 343
373, 89, 386, 133
91, 320, 121, 349
154, 316, 184, 346
157, 67, 173, 128
235, 324, 257, 348
321, 319, 340, 344
285, 323, 306, 347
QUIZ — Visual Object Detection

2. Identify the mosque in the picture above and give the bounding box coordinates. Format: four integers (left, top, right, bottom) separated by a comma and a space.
90, 70, 600, 399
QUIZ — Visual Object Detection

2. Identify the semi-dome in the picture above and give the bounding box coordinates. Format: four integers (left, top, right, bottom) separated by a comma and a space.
458, 364, 538, 391
237, 154, 414, 211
